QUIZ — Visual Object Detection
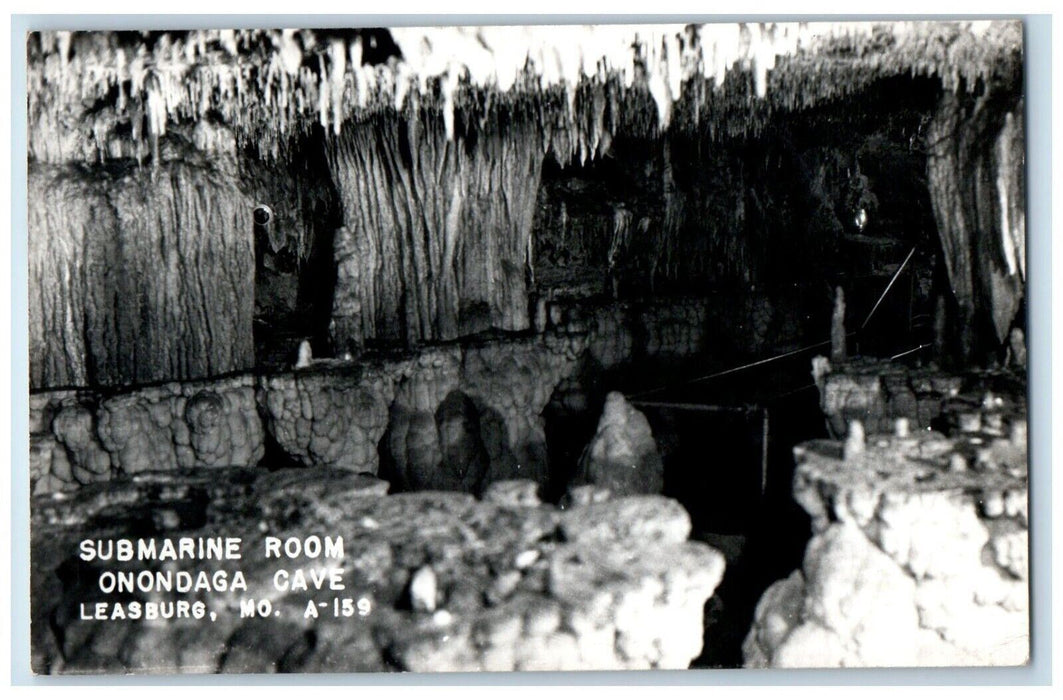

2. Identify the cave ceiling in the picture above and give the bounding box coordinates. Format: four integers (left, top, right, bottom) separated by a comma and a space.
27, 21, 1023, 164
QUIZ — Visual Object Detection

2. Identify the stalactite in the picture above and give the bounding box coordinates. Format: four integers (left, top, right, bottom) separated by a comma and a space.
327, 110, 545, 352
24, 22, 1024, 385
27, 22, 1021, 166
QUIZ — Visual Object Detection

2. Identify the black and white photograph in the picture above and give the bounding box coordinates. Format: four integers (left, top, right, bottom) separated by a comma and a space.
22, 18, 1031, 675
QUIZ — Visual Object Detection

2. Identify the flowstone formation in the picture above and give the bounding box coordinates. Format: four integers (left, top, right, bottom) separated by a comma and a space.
28, 136, 256, 389
28, 330, 588, 496
31, 470, 725, 673
816, 357, 966, 436
30, 376, 264, 494
382, 331, 588, 491
328, 115, 544, 350
30, 293, 740, 501
260, 364, 398, 474
743, 382, 1028, 668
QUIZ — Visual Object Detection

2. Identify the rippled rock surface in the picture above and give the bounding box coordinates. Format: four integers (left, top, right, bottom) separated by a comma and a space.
30, 376, 264, 494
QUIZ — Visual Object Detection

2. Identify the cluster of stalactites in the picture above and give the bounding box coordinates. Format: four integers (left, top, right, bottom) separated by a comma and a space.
27, 21, 1021, 164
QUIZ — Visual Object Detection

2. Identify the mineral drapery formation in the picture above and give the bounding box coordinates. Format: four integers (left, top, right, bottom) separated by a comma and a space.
28, 155, 255, 389
927, 89, 1026, 363
327, 112, 544, 350
32, 470, 726, 673
744, 368, 1028, 668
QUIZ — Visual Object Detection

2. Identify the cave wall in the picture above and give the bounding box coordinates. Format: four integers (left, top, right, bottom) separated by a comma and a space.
327, 110, 544, 352
239, 132, 344, 368
28, 296, 735, 496
27, 73, 1018, 392
530, 136, 766, 297
28, 147, 255, 390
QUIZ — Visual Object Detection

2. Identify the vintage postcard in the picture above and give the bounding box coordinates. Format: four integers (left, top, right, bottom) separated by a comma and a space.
25, 20, 1028, 674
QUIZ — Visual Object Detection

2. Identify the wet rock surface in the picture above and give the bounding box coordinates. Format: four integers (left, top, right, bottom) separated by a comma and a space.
32, 469, 725, 674
744, 371, 1029, 668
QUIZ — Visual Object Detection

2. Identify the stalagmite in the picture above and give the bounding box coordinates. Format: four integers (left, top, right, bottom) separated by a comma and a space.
295, 340, 313, 369
830, 287, 847, 364
811, 356, 832, 398
843, 420, 865, 461
933, 294, 948, 362
576, 392, 664, 496
1008, 327, 1027, 368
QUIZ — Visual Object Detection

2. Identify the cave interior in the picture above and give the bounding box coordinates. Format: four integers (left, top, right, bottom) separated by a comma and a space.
27, 22, 1029, 673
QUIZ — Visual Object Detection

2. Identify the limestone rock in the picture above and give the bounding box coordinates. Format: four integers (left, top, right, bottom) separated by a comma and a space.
742, 570, 805, 668
409, 566, 438, 613
562, 484, 612, 508
482, 480, 541, 507
559, 495, 691, 545
803, 523, 920, 666
746, 393, 1029, 669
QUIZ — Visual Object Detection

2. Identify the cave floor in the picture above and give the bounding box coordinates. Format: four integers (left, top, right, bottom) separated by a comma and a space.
30, 467, 726, 674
